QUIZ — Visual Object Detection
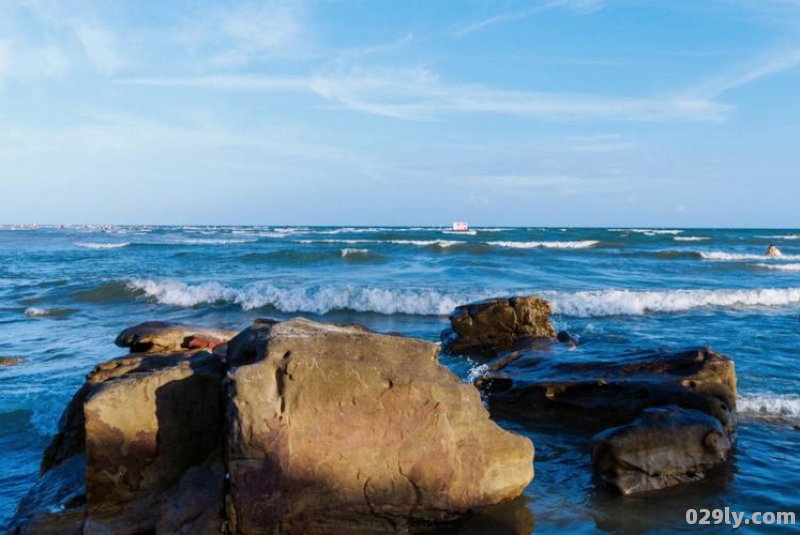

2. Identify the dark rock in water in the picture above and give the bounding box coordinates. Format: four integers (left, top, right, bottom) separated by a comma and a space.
477, 346, 737, 437
114, 320, 237, 353
15, 318, 534, 534
591, 406, 732, 495
556, 331, 578, 347
0, 356, 24, 366
441, 296, 556, 356
9, 454, 86, 534
226, 318, 534, 534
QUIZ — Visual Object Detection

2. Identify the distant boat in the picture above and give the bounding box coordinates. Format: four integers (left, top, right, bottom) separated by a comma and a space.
444, 221, 477, 235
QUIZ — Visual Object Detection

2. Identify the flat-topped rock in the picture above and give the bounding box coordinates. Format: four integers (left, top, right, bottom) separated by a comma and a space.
114, 320, 237, 353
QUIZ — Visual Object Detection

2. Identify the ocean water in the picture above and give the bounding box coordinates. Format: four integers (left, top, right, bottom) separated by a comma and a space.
1, 225, 799, 532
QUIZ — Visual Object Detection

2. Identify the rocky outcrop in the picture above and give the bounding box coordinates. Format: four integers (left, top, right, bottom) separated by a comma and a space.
114, 321, 237, 353
12, 318, 534, 534
591, 406, 732, 494
441, 296, 556, 356
226, 318, 534, 533
446, 295, 739, 496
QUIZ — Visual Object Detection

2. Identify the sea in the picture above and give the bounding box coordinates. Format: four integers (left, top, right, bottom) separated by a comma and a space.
1, 225, 799, 533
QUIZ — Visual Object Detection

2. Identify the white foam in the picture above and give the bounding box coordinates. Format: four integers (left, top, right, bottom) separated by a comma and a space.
24, 307, 49, 317
341, 248, 370, 257
127, 279, 483, 315
442, 230, 478, 236
546, 287, 800, 317
299, 239, 463, 247
700, 251, 800, 261
674, 236, 709, 242
489, 240, 599, 249
754, 263, 800, 272
609, 229, 683, 235
739, 393, 800, 418
756, 234, 800, 240
75, 241, 130, 249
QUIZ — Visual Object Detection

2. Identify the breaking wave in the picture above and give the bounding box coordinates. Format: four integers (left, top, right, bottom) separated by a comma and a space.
546, 287, 800, 317
488, 240, 599, 249
126, 279, 484, 316
125, 280, 800, 318
673, 236, 709, 242
738, 393, 800, 418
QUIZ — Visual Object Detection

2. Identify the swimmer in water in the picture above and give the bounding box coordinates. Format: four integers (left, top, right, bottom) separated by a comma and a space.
766, 244, 781, 256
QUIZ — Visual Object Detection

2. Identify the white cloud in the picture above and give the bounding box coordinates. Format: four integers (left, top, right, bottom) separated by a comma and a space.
74, 22, 125, 74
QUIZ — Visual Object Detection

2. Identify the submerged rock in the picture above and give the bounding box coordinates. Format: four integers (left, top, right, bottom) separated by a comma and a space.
0, 356, 24, 366
226, 318, 534, 533
114, 320, 237, 353
591, 406, 732, 494
14, 318, 534, 534
441, 296, 556, 356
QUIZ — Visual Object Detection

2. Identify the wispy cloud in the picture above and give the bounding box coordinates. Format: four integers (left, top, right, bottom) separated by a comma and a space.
122, 65, 729, 123
462, 172, 623, 196
455, 0, 605, 36
687, 46, 800, 98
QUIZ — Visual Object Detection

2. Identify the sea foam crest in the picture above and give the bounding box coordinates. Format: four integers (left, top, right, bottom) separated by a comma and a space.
547, 287, 800, 317
75, 242, 130, 249
299, 239, 463, 247
673, 236, 709, 242
738, 393, 800, 418
489, 240, 599, 249
700, 251, 800, 261
127, 279, 480, 315
754, 263, 800, 272
341, 248, 370, 257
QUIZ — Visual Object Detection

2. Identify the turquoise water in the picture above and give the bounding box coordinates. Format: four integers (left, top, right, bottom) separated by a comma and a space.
1, 225, 799, 531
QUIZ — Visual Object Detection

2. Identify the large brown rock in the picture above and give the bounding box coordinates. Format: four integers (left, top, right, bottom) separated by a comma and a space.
83, 350, 225, 533
114, 320, 237, 353
226, 318, 534, 534
477, 346, 737, 437
441, 296, 556, 356
591, 406, 732, 494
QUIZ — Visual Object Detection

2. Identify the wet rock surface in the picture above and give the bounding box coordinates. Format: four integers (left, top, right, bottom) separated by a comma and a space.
590, 406, 732, 494
441, 296, 556, 356
446, 296, 738, 496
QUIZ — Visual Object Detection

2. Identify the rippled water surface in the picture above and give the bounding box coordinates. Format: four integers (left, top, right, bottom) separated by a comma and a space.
1, 225, 799, 530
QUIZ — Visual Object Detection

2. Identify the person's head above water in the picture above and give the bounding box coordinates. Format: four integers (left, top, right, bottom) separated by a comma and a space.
766, 244, 781, 256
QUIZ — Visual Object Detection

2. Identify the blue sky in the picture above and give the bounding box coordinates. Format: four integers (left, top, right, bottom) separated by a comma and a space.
2, 0, 800, 227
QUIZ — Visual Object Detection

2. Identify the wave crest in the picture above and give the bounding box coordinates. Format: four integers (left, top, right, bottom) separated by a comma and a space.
127, 279, 476, 316
547, 287, 800, 317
